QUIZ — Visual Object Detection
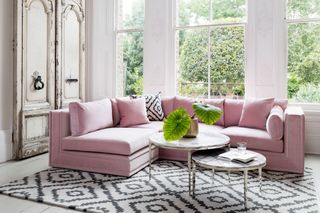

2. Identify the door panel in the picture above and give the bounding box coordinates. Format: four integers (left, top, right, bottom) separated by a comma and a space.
13, 0, 55, 159
22, 112, 49, 158
64, 10, 80, 99
56, 0, 85, 108
25, 1, 48, 103
13, 0, 85, 159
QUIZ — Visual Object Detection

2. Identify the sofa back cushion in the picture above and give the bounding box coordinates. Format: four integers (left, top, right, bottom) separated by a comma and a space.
161, 97, 175, 118
238, 98, 274, 130
111, 97, 130, 126
117, 98, 150, 127
69, 99, 113, 136
224, 99, 244, 127
173, 96, 194, 116
266, 105, 284, 139
203, 99, 224, 126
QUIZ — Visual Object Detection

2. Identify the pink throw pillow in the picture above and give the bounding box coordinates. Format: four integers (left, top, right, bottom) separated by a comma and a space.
238, 98, 274, 130
203, 99, 225, 126
266, 105, 284, 140
161, 97, 175, 118
224, 99, 244, 127
173, 96, 194, 116
117, 98, 150, 127
69, 99, 113, 136
111, 97, 130, 126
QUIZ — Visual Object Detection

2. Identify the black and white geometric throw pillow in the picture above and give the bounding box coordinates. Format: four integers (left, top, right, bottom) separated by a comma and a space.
144, 93, 164, 121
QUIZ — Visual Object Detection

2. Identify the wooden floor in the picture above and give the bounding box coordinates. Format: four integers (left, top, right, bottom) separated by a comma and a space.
0, 153, 319, 212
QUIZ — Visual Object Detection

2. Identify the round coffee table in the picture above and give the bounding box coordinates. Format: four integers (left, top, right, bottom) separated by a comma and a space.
192, 148, 266, 207
148, 132, 230, 195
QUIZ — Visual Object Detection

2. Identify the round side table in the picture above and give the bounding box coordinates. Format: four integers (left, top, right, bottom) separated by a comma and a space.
192, 148, 266, 208
148, 132, 230, 195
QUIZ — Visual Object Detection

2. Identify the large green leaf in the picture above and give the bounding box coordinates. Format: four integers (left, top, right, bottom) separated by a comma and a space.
192, 102, 222, 125
163, 108, 192, 141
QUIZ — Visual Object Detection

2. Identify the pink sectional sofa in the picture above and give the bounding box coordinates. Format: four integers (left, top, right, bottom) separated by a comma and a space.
49, 96, 305, 176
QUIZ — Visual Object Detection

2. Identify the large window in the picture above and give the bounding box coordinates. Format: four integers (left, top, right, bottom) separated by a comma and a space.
176, 0, 247, 99
116, 0, 144, 96
286, 0, 320, 103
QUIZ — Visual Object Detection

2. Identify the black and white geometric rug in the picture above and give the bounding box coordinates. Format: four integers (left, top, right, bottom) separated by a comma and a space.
0, 160, 318, 212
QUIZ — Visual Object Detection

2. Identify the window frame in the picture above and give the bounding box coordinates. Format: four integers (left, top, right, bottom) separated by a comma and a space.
285, 0, 320, 104
114, 0, 145, 96
173, 0, 248, 99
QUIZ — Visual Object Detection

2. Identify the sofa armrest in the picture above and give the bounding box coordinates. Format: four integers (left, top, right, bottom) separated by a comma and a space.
283, 106, 305, 173
49, 109, 71, 165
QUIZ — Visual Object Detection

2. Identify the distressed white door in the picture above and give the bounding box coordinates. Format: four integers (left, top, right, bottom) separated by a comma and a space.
56, 0, 85, 108
13, 0, 56, 159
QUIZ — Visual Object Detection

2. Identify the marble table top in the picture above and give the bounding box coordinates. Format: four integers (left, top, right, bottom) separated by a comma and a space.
149, 132, 230, 151
192, 148, 266, 171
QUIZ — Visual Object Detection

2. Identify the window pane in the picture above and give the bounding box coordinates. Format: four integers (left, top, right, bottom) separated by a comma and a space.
210, 26, 245, 98
118, 0, 144, 29
177, 29, 209, 98
288, 22, 320, 103
117, 32, 144, 96
178, 0, 246, 26
211, 0, 247, 23
287, 0, 320, 19
178, 0, 210, 26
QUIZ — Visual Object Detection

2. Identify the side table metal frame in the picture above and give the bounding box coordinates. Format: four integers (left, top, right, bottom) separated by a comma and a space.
148, 140, 230, 195
191, 158, 266, 208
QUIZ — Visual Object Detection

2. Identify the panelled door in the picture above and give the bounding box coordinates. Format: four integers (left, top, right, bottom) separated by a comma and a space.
13, 0, 56, 159
13, 0, 85, 159
56, 0, 85, 109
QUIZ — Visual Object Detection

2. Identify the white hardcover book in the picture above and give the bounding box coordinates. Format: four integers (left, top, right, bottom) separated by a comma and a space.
218, 150, 256, 163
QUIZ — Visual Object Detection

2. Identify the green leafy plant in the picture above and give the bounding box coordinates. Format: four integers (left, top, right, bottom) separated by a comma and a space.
192, 102, 223, 125
163, 108, 192, 141
163, 103, 223, 141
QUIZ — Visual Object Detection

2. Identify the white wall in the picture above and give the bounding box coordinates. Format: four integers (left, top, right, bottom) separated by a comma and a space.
86, 0, 115, 100
245, 0, 287, 99
143, 0, 176, 96
0, 0, 13, 162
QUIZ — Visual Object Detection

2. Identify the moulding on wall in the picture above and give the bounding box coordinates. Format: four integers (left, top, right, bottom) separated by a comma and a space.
0, 130, 12, 163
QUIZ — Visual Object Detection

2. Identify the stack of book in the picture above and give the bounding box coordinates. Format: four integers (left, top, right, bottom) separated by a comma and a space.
218, 150, 257, 164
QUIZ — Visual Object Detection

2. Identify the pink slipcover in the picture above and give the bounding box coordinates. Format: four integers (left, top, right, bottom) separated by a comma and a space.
266, 105, 284, 140
161, 97, 175, 117
224, 99, 244, 127
117, 98, 150, 127
69, 99, 113, 136
203, 99, 224, 126
50, 97, 305, 175
111, 99, 120, 126
221, 126, 283, 153
111, 97, 130, 126
173, 96, 194, 116
239, 98, 274, 130
274, 99, 288, 110
198, 123, 224, 134
131, 121, 164, 132
62, 128, 158, 155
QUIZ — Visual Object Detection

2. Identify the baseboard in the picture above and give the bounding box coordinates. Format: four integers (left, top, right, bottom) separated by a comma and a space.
0, 129, 12, 163
305, 135, 320, 155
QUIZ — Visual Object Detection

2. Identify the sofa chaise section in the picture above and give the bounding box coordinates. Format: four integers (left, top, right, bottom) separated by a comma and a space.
62, 128, 158, 155
49, 109, 159, 176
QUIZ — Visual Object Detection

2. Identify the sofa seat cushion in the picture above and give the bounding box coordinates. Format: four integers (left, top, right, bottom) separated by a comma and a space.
62, 128, 158, 156
131, 121, 164, 132
198, 123, 224, 134
221, 126, 283, 153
